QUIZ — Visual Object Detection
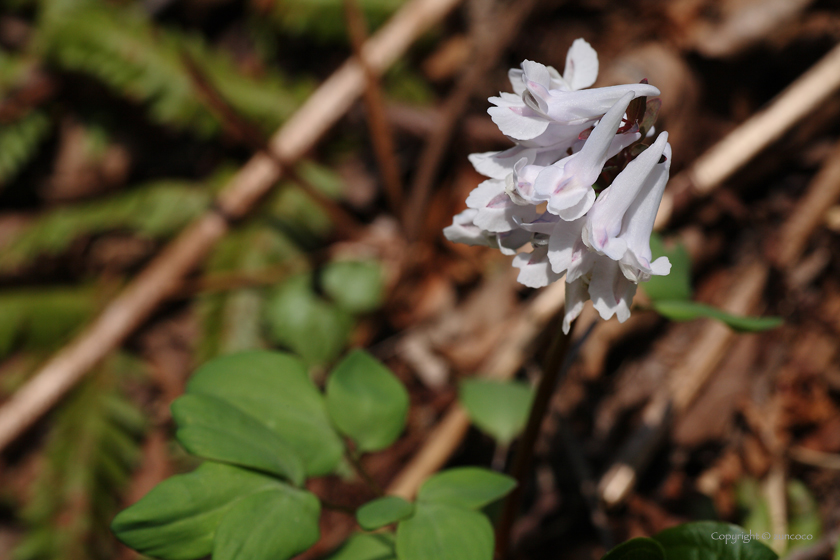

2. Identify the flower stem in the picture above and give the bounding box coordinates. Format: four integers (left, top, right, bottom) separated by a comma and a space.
346, 449, 384, 497
495, 316, 575, 557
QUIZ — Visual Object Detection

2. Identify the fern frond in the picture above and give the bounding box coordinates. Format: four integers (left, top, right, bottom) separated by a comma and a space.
260, 0, 406, 42
37, 2, 309, 137
13, 353, 146, 560
0, 181, 211, 272
0, 111, 52, 189
0, 286, 99, 360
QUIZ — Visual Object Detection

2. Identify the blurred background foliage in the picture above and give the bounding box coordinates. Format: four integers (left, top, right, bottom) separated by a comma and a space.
0, 0, 408, 556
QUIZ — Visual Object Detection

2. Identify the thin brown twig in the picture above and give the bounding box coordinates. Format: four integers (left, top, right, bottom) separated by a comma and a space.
0, 0, 465, 453
403, 0, 539, 240
343, 0, 405, 218
183, 48, 363, 239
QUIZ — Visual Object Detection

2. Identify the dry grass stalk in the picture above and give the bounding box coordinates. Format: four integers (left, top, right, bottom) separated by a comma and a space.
343, 0, 405, 218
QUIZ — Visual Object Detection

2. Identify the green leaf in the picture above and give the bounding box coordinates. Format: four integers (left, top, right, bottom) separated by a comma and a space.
644, 235, 692, 302
652, 301, 783, 332
171, 394, 305, 485
186, 351, 344, 477
326, 533, 396, 560
396, 502, 493, 560
787, 479, 821, 550
213, 486, 320, 560
111, 462, 287, 560
653, 521, 778, 560
601, 537, 665, 560
326, 350, 409, 452
322, 260, 385, 314
264, 275, 353, 367
459, 379, 534, 445
356, 496, 414, 531
417, 467, 516, 509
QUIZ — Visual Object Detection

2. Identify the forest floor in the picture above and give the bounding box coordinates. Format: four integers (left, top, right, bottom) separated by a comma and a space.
1, 0, 840, 559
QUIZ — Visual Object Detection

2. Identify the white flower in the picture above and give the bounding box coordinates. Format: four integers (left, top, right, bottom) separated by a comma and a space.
562, 257, 637, 333
512, 245, 563, 288
581, 132, 672, 282
488, 72, 659, 143
442, 209, 531, 256
443, 209, 493, 247
510, 92, 640, 220
508, 38, 599, 95
444, 42, 674, 333
464, 178, 537, 233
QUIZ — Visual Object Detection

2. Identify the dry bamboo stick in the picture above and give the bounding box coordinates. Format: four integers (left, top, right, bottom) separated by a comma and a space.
0, 0, 463, 452
657, 42, 840, 226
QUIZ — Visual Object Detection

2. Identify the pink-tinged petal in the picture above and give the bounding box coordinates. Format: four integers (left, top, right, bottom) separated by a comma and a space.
513, 246, 564, 288
516, 212, 560, 234
469, 147, 531, 180
465, 179, 503, 209
547, 217, 585, 274
544, 84, 660, 124
466, 179, 537, 233
533, 162, 572, 201
508, 68, 526, 96
568, 92, 634, 176
582, 132, 669, 259
617, 137, 672, 272
589, 258, 636, 322
562, 278, 589, 334
497, 228, 532, 256
563, 38, 599, 91
488, 104, 550, 140
521, 60, 552, 91
551, 187, 595, 221
443, 209, 493, 247
565, 237, 595, 283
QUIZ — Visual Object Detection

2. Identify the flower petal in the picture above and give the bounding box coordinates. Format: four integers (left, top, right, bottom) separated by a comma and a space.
563, 38, 599, 91
513, 246, 564, 288
589, 257, 636, 322
562, 277, 589, 334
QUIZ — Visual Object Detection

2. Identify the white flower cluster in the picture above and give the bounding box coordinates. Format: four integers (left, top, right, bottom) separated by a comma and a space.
444, 39, 672, 333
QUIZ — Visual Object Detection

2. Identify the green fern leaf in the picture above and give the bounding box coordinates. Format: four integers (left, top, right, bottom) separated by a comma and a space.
13, 354, 147, 560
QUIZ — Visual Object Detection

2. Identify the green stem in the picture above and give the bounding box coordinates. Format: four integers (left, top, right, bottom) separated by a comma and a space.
346, 449, 384, 497
321, 500, 357, 516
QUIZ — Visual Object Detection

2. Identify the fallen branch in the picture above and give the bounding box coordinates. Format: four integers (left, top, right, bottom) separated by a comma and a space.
0, 0, 464, 453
